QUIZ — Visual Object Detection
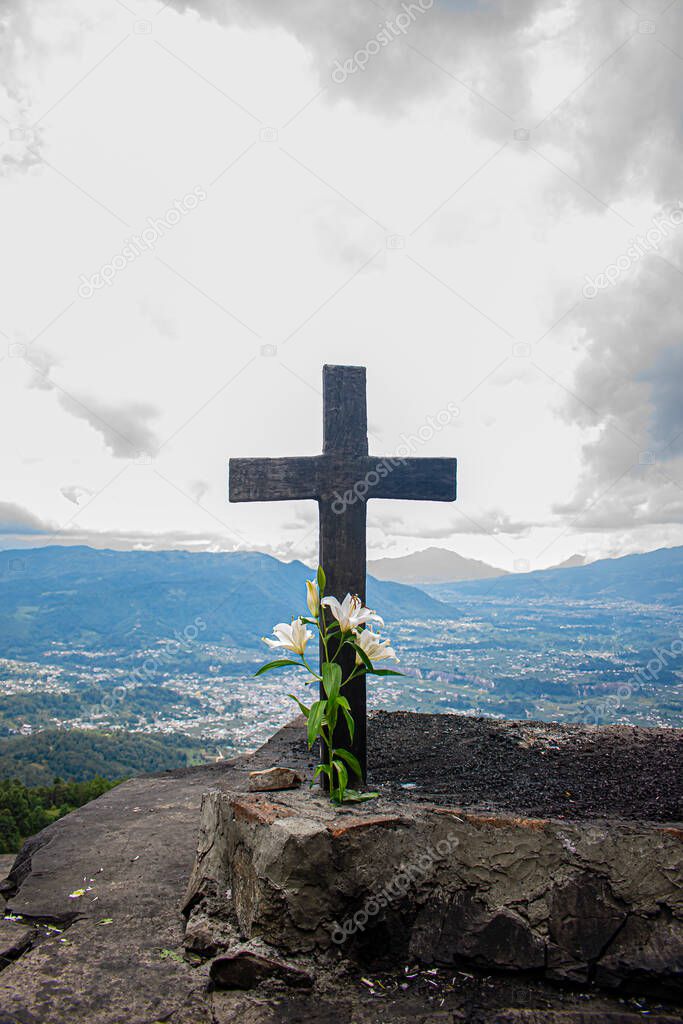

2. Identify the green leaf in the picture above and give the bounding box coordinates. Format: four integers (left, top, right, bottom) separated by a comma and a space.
348, 640, 373, 672
310, 763, 331, 788
159, 948, 184, 962
287, 694, 310, 718
326, 700, 338, 735
255, 659, 302, 676
321, 661, 342, 701
334, 747, 362, 780
317, 564, 326, 594
341, 706, 355, 742
332, 759, 348, 800
368, 668, 404, 677
307, 700, 326, 748
342, 789, 379, 803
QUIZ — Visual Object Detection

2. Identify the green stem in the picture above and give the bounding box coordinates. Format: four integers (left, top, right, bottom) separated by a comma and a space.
342, 664, 363, 687
301, 655, 321, 680
327, 728, 334, 794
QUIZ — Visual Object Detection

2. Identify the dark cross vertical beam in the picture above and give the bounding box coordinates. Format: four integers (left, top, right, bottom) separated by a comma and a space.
228, 363, 457, 788
319, 365, 368, 783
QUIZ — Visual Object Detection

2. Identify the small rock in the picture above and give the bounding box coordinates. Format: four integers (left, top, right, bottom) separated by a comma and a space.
248, 767, 303, 792
0, 919, 35, 960
184, 910, 220, 956
210, 950, 313, 989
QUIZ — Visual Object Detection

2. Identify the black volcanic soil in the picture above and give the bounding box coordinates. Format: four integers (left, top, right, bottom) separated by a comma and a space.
366, 711, 683, 822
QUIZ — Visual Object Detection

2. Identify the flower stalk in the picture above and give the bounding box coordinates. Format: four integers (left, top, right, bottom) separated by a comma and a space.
256, 564, 402, 804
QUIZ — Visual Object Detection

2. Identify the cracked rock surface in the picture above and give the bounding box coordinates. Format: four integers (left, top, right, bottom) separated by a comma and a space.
0, 714, 681, 1023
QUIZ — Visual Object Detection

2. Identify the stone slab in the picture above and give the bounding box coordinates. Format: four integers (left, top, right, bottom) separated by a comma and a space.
248, 766, 304, 792
0, 719, 309, 1024
1, 714, 681, 1023
185, 774, 683, 998
0, 919, 35, 962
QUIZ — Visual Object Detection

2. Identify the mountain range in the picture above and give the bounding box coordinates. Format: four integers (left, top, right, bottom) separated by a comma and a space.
368, 547, 507, 584
1, 544, 682, 735
0, 546, 445, 659
1, 545, 682, 668
424, 546, 683, 606
367, 546, 587, 584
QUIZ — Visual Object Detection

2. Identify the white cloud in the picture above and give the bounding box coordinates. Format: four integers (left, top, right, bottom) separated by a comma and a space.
0, 0, 681, 567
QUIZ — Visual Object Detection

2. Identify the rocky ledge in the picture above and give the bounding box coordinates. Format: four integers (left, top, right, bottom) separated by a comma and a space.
0, 713, 681, 1023
184, 778, 683, 998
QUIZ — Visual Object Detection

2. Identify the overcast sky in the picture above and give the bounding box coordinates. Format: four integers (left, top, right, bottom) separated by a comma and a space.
1, 0, 682, 571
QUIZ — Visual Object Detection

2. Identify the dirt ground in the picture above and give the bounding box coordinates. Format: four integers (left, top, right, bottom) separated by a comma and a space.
366, 711, 683, 821
213, 961, 683, 1023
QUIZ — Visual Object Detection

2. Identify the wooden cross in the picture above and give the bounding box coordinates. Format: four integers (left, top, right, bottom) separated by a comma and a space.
229, 364, 457, 783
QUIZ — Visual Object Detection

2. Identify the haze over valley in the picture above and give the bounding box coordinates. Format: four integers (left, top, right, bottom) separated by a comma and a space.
1, 544, 681, 776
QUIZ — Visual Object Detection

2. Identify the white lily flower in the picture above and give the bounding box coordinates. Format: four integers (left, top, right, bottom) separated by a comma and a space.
354, 628, 399, 666
305, 580, 320, 617
321, 593, 384, 633
262, 618, 312, 655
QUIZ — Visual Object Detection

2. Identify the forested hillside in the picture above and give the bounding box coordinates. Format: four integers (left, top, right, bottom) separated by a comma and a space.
0, 777, 118, 853
0, 729, 204, 786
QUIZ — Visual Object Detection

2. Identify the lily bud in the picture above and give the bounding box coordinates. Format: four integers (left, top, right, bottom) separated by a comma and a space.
306, 579, 320, 617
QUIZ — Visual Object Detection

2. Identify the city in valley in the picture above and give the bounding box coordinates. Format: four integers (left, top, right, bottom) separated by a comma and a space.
1, 589, 680, 766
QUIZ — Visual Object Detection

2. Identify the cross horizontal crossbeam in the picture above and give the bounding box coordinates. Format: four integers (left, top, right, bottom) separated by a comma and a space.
229, 455, 456, 504
229, 364, 457, 784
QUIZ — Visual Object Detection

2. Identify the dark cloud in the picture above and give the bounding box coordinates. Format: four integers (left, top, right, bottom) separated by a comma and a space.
56, 392, 159, 458
569, 253, 683, 455
157, 1, 683, 216
641, 343, 683, 457
24, 348, 160, 458
162, 0, 547, 117
0, 501, 51, 535
541, 6, 683, 207
554, 249, 683, 528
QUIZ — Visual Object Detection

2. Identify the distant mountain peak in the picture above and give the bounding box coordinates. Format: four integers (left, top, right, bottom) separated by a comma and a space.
549, 554, 586, 570
368, 547, 507, 584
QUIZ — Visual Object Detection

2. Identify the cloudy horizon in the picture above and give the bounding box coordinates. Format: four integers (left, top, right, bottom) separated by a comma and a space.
2, 0, 683, 573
